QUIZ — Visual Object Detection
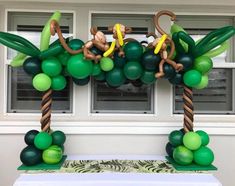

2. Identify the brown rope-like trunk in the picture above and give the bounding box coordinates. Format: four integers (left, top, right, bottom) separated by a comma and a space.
183, 85, 194, 133
40, 89, 52, 132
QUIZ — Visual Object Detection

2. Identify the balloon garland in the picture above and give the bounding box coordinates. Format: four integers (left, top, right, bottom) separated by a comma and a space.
0, 10, 235, 169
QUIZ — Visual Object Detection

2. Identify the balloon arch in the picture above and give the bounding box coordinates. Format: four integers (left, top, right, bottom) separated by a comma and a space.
1, 10, 234, 170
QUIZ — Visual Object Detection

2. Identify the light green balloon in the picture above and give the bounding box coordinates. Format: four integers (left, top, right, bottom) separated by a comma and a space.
204, 41, 229, 58
183, 132, 202, 151
194, 75, 209, 89
100, 57, 114, 71
10, 53, 27, 67
40, 11, 61, 51
33, 73, 52, 92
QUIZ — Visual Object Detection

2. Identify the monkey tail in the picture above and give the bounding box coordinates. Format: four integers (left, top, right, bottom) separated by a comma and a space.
154, 10, 176, 36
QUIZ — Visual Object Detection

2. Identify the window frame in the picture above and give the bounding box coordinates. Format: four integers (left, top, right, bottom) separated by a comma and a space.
0, 7, 235, 135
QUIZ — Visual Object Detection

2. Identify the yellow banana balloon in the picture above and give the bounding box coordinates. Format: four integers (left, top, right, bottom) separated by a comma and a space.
103, 40, 116, 57
154, 34, 167, 54
116, 24, 124, 46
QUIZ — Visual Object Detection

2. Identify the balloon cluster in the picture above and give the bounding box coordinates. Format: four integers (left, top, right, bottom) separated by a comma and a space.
20, 130, 66, 166
171, 24, 235, 88
166, 129, 214, 166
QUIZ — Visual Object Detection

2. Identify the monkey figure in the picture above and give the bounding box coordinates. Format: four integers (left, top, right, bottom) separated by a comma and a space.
83, 27, 109, 63
108, 24, 132, 57
151, 10, 184, 78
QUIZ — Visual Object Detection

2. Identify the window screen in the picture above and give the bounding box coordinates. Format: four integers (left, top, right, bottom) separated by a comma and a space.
174, 16, 235, 114
91, 14, 155, 114
7, 12, 73, 113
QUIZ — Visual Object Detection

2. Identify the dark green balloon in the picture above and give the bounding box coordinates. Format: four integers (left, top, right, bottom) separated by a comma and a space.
94, 71, 106, 81
42, 57, 62, 77
166, 142, 175, 158
73, 76, 90, 86
163, 63, 176, 79
67, 53, 93, 79
124, 61, 143, 80
124, 41, 143, 61
68, 39, 84, 50
176, 54, 193, 72
51, 131, 66, 146
92, 63, 102, 76
90, 46, 103, 56
57, 52, 70, 66
140, 71, 156, 84
131, 79, 143, 87
106, 68, 126, 87
196, 130, 210, 146
20, 145, 42, 166
24, 130, 39, 145
168, 73, 183, 85
23, 57, 41, 76
169, 130, 184, 146
141, 50, 161, 71
51, 75, 67, 91
114, 51, 126, 68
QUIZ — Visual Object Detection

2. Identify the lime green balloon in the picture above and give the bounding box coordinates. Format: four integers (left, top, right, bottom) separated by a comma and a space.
42, 57, 62, 77
67, 53, 93, 79
106, 68, 126, 87
183, 70, 202, 87
194, 146, 214, 166
92, 63, 102, 76
33, 73, 51, 91
140, 71, 156, 84
40, 11, 61, 51
34, 132, 52, 150
10, 53, 27, 67
124, 61, 143, 80
124, 41, 143, 61
173, 146, 193, 165
194, 75, 208, 89
183, 132, 202, 150
51, 75, 67, 91
196, 130, 210, 146
57, 52, 70, 66
193, 56, 213, 74
100, 57, 114, 71
204, 41, 229, 58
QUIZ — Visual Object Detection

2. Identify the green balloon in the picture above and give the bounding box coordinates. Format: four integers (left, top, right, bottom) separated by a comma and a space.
194, 75, 208, 89
42, 57, 62, 77
183, 132, 202, 150
204, 41, 229, 58
196, 130, 210, 146
193, 56, 213, 75
57, 52, 70, 66
34, 132, 52, 150
68, 39, 84, 50
141, 50, 161, 71
24, 130, 39, 145
92, 63, 102, 76
194, 146, 214, 166
166, 142, 175, 158
176, 54, 193, 72
51, 131, 66, 146
51, 75, 67, 91
124, 41, 143, 61
73, 77, 90, 86
11, 53, 27, 67
169, 73, 183, 85
42, 145, 63, 164
67, 53, 93, 79
124, 61, 143, 80
169, 130, 184, 146
33, 73, 51, 91
183, 70, 202, 87
114, 51, 126, 68
173, 146, 193, 165
100, 57, 114, 72
106, 68, 126, 87
140, 71, 156, 84
163, 63, 176, 79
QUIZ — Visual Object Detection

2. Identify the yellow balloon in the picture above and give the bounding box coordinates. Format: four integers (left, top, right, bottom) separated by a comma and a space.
115, 24, 124, 46
103, 41, 116, 57
154, 34, 167, 54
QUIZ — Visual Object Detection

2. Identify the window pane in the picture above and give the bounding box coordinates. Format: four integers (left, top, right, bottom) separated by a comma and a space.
7, 12, 73, 113
174, 69, 234, 114
91, 14, 155, 114
7, 66, 72, 113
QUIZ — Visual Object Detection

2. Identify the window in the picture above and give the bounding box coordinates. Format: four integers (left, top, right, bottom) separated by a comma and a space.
173, 16, 235, 114
91, 14, 155, 114
6, 12, 74, 113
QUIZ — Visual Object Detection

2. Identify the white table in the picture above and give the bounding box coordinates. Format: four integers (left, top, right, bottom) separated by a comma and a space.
14, 155, 222, 186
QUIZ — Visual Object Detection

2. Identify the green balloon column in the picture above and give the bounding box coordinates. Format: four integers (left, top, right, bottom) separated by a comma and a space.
0, 10, 234, 170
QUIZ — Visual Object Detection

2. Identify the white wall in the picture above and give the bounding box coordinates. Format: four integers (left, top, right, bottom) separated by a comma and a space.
0, 1, 235, 186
